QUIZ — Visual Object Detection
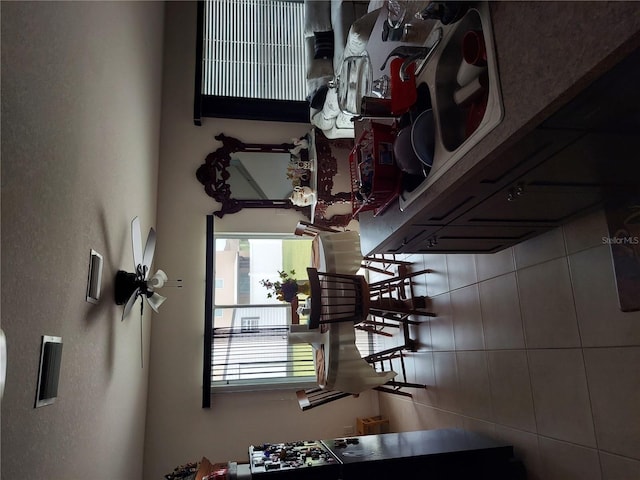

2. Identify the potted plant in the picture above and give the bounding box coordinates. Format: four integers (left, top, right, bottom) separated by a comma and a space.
260, 270, 310, 303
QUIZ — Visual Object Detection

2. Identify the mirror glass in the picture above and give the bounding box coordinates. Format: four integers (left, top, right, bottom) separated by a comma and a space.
229, 151, 293, 199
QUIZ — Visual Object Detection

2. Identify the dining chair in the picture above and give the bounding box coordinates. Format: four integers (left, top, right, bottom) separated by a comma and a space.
366, 343, 427, 397
307, 267, 370, 328
294, 220, 342, 237
368, 265, 437, 319
296, 342, 429, 410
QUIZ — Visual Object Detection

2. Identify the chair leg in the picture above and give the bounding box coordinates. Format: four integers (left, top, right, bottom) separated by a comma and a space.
369, 267, 437, 318
385, 380, 428, 389
363, 255, 412, 266
373, 386, 414, 398
369, 310, 422, 325
355, 324, 394, 337
368, 268, 433, 290
369, 301, 437, 318
361, 255, 413, 277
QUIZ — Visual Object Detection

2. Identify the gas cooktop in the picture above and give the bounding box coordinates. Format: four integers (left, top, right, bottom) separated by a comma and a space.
249, 440, 339, 477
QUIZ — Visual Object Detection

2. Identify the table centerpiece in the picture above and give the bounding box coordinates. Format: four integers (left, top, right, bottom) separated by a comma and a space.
260, 270, 310, 303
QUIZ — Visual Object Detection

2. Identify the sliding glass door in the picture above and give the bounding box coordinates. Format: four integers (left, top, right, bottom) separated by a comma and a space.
210, 235, 316, 389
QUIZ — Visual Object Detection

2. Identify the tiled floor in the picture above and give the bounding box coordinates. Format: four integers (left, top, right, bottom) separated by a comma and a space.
373, 208, 640, 480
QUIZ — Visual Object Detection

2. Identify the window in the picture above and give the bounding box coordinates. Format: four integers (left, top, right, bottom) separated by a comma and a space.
194, 0, 310, 124
240, 316, 259, 333
202, 216, 379, 407
203, 216, 316, 405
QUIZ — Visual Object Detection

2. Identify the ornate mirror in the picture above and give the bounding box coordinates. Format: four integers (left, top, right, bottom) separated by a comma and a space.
196, 131, 354, 226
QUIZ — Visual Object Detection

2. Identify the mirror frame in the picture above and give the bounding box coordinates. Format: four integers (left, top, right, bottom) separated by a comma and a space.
196, 133, 311, 218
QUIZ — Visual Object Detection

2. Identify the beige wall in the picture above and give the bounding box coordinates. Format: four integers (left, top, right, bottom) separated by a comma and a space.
143, 2, 376, 479
1, 3, 377, 479
1, 2, 164, 479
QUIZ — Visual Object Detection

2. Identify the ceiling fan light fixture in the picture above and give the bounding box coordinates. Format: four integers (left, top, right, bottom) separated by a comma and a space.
148, 269, 168, 289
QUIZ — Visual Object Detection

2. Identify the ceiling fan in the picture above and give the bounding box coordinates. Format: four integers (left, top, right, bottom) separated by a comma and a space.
114, 217, 170, 366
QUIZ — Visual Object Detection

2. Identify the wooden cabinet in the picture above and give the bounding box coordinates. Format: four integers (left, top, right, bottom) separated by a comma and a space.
413, 225, 544, 254
373, 129, 639, 254
382, 224, 442, 253
542, 48, 640, 133
456, 132, 640, 227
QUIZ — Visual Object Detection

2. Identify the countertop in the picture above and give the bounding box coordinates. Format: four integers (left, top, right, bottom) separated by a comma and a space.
359, 1, 640, 254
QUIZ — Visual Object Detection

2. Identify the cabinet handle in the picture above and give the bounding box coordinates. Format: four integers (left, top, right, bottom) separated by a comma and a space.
507, 183, 525, 202
514, 183, 525, 196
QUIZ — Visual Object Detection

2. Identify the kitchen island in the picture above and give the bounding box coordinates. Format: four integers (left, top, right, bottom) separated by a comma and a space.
359, 1, 640, 255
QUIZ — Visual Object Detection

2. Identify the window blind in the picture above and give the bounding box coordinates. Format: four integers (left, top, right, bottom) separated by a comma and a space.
201, 0, 307, 102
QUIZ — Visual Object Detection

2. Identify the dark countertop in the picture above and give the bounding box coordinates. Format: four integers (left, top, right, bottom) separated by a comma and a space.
359, 1, 640, 254
323, 428, 512, 463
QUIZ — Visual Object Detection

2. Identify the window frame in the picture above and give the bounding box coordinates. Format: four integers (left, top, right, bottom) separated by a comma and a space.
193, 0, 310, 125
202, 216, 316, 407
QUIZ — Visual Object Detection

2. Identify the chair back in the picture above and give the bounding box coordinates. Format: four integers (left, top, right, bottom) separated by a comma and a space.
294, 220, 341, 237
307, 267, 370, 328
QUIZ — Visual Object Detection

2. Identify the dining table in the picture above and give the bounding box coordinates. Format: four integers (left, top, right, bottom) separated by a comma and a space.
289, 230, 397, 395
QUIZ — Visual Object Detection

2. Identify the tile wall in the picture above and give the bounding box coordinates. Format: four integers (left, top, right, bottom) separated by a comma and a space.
375, 208, 640, 480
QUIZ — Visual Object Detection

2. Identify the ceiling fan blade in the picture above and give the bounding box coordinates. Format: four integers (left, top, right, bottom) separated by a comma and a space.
142, 227, 156, 279
146, 292, 167, 313
122, 288, 140, 321
131, 216, 143, 268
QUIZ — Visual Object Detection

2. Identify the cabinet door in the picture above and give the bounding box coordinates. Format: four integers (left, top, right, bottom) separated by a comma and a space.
457, 186, 603, 226
542, 48, 640, 133
408, 225, 546, 254
456, 132, 638, 227
466, 129, 585, 197
381, 224, 443, 254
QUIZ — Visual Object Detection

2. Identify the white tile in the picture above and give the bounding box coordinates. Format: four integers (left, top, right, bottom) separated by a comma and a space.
429, 409, 465, 430
475, 247, 515, 282
537, 437, 601, 480
432, 351, 460, 412
450, 284, 485, 350
568, 245, 640, 347
517, 258, 581, 348
412, 403, 441, 430
563, 207, 609, 254
462, 417, 496, 437
411, 351, 437, 407
427, 292, 455, 351
514, 227, 566, 269
600, 452, 640, 480
422, 253, 449, 297
411, 316, 432, 352
456, 351, 493, 421
487, 350, 536, 432
406, 256, 429, 298
528, 349, 597, 447
479, 273, 525, 349
446, 253, 478, 290
583, 347, 640, 460
378, 394, 408, 432
494, 425, 542, 480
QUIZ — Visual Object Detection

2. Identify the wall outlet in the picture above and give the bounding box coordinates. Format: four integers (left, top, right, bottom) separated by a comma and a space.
343, 425, 354, 436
